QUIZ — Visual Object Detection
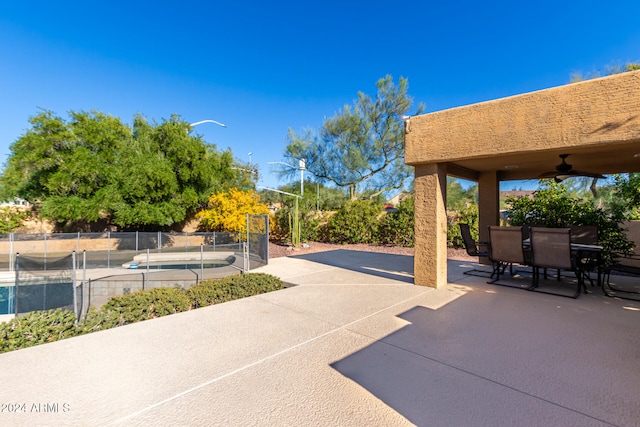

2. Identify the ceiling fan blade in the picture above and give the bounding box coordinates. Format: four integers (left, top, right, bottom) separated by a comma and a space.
537, 171, 558, 178
538, 154, 606, 181
569, 170, 606, 179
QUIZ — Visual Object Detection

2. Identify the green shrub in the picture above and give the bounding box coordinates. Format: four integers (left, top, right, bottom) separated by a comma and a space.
447, 203, 479, 247
327, 200, 382, 244
506, 181, 633, 265
301, 211, 329, 242
90, 287, 194, 328
0, 273, 284, 353
377, 197, 415, 246
0, 309, 78, 353
188, 273, 283, 308
0, 206, 31, 234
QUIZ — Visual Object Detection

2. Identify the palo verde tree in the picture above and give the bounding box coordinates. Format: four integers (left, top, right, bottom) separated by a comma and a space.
197, 188, 270, 235
570, 61, 640, 83
282, 75, 424, 200
0, 110, 238, 230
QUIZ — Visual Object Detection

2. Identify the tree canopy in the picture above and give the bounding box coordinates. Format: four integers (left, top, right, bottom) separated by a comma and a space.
570, 61, 640, 82
0, 110, 241, 230
505, 181, 633, 265
197, 188, 270, 234
259, 179, 349, 212
282, 75, 424, 199
611, 173, 640, 219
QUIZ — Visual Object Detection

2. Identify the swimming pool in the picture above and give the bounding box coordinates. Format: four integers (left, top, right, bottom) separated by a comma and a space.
129, 257, 235, 270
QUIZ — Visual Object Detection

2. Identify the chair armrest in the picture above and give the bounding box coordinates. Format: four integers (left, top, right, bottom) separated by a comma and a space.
610, 253, 640, 262
606, 253, 640, 275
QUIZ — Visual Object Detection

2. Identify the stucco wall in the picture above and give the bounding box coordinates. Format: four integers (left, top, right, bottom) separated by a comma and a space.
413, 164, 448, 287
405, 70, 640, 165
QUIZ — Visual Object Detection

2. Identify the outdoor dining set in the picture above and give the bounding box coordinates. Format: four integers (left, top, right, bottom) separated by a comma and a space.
460, 223, 640, 299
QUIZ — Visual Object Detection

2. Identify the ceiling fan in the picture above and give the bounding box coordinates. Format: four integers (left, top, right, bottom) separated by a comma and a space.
538, 154, 606, 183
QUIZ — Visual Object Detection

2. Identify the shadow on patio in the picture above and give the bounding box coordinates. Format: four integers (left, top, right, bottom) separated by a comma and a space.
2, 251, 638, 425
290, 249, 414, 284
331, 276, 640, 426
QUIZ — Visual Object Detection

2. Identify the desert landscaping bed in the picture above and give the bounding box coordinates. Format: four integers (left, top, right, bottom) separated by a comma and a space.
268, 241, 474, 261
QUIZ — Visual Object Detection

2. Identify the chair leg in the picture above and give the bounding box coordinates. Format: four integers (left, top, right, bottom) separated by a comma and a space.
529, 267, 582, 298
571, 270, 583, 299
581, 270, 591, 293
488, 262, 502, 284
527, 267, 539, 290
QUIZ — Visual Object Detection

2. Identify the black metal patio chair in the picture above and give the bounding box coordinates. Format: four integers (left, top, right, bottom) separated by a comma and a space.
487, 225, 530, 288
528, 227, 584, 299
459, 223, 491, 277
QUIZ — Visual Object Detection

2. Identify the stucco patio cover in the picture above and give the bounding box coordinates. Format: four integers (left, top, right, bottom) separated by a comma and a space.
405, 70, 640, 287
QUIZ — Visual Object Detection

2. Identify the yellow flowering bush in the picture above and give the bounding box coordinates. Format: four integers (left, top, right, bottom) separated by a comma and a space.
197, 188, 270, 235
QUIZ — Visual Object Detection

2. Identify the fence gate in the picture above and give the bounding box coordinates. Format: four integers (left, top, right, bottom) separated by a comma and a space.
247, 214, 269, 270
14, 252, 77, 317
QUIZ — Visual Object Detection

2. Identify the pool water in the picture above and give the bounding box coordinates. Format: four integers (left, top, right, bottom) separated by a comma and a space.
133, 259, 234, 270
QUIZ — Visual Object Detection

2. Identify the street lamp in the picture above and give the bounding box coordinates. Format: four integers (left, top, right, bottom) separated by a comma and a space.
248, 152, 253, 164
189, 119, 227, 128
268, 159, 306, 196
258, 186, 302, 247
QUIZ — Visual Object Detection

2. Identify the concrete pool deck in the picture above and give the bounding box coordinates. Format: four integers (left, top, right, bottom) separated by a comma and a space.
0, 250, 639, 426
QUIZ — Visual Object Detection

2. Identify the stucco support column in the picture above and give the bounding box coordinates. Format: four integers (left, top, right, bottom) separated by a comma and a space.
414, 163, 448, 288
477, 171, 500, 260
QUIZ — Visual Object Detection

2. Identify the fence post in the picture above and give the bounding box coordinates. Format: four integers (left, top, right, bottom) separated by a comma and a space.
136, 231, 139, 255
8, 275, 14, 315
200, 244, 204, 280
81, 250, 86, 321
9, 232, 14, 272
265, 214, 270, 263
145, 249, 150, 290
246, 214, 250, 266
107, 231, 111, 269
43, 232, 47, 270
14, 253, 19, 316
158, 231, 162, 251
72, 251, 78, 322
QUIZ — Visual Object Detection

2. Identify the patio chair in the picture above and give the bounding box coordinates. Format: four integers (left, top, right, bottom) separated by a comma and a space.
528, 227, 584, 299
603, 221, 640, 300
570, 225, 600, 287
603, 255, 640, 300
487, 226, 529, 288
459, 223, 491, 277
570, 225, 598, 245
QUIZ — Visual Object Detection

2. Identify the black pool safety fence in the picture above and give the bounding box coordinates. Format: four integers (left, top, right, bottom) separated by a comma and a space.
0, 215, 270, 317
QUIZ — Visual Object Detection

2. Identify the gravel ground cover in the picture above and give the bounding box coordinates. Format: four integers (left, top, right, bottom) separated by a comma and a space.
268, 241, 475, 262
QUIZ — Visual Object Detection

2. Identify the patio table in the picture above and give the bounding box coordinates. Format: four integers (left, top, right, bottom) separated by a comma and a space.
521, 240, 604, 289
570, 243, 604, 290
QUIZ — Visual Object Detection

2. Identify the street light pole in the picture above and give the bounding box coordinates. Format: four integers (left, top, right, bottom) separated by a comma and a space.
189, 119, 227, 128
268, 160, 305, 196
258, 186, 302, 247
298, 159, 306, 197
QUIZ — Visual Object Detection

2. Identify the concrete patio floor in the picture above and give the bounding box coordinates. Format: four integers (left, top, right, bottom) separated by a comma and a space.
0, 250, 639, 426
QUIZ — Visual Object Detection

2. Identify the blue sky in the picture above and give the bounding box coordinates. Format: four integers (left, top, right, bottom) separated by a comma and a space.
1, 1, 639, 193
